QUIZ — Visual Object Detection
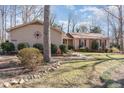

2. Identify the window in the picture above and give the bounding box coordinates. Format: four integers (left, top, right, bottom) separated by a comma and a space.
105, 40, 106, 46
84, 40, 86, 46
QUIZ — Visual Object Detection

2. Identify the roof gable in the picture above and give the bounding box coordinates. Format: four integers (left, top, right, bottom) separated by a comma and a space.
7, 20, 63, 34
64, 32, 108, 39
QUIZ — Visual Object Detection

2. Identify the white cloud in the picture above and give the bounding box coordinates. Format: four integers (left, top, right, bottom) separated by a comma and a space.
65, 5, 75, 10
79, 6, 105, 20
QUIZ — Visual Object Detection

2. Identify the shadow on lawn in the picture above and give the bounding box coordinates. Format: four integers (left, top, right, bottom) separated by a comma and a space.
65, 54, 124, 70
54, 57, 111, 77
52, 54, 124, 87
93, 78, 124, 88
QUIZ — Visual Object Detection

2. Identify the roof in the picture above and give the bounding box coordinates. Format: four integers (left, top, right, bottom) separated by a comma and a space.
7, 20, 63, 34
64, 32, 109, 39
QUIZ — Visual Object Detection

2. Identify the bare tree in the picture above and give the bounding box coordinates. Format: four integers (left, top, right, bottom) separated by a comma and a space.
67, 13, 72, 33
50, 13, 56, 26
0, 6, 7, 42
43, 5, 51, 62
104, 5, 124, 50
72, 16, 77, 32
80, 25, 88, 32
107, 12, 110, 38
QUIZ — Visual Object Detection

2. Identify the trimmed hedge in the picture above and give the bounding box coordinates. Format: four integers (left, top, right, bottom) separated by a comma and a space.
51, 44, 57, 54
17, 48, 43, 70
110, 47, 120, 53
33, 43, 43, 51
17, 42, 30, 50
59, 44, 67, 54
1, 41, 15, 53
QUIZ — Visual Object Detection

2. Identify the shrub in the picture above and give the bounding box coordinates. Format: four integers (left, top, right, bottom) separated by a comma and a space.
17, 42, 30, 50
17, 48, 43, 70
110, 43, 120, 49
104, 48, 110, 53
51, 44, 57, 54
1, 41, 15, 53
68, 45, 74, 50
110, 47, 120, 53
59, 44, 67, 54
33, 43, 43, 51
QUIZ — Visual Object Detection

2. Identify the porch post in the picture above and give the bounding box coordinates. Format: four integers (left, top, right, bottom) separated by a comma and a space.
106, 39, 109, 49
97, 40, 100, 49
73, 39, 76, 49
86, 39, 90, 49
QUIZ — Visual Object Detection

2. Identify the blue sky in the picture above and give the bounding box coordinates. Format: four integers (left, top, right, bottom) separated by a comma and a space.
51, 5, 112, 35
52, 5, 105, 21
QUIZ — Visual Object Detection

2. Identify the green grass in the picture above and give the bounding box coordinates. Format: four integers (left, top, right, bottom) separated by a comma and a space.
14, 52, 124, 88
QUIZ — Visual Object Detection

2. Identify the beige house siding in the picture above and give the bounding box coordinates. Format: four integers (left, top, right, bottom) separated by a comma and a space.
9, 24, 63, 47
73, 39, 79, 49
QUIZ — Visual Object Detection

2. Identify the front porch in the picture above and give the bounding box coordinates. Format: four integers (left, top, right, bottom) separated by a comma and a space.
63, 38, 109, 50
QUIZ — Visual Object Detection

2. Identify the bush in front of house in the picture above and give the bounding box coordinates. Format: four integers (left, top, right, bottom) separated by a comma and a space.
68, 45, 74, 50
59, 44, 67, 54
110, 43, 120, 49
51, 44, 58, 54
104, 48, 110, 53
1, 41, 15, 54
17, 48, 43, 70
110, 47, 120, 53
33, 43, 43, 52
17, 42, 30, 50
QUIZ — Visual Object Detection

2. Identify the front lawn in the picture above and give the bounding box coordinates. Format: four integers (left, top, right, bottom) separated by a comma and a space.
14, 53, 124, 88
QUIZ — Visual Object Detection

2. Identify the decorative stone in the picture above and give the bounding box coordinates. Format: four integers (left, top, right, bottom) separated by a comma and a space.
19, 79, 25, 84
43, 70, 47, 73
29, 75, 34, 79
48, 67, 50, 70
33, 75, 38, 79
51, 67, 56, 71
39, 73, 43, 77
23, 77, 29, 82
37, 75, 41, 78
57, 62, 61, 66
3, 82, 11, 88
48, 67, 52, 71
10, 79, 19, 85
24, 78, 29, 82
56, 66, 59, 69
27, 75, 31, 80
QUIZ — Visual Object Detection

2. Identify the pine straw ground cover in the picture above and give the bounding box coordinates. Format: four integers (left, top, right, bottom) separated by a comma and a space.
13, 53, 124, 88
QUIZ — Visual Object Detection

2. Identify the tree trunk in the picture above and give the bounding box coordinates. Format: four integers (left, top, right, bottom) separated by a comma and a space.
118, 6, 123, 50
43, 5, 51, 62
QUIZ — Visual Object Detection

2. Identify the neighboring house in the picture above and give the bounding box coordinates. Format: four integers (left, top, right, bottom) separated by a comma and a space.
63, 33, 109, 50
7, 20, 64, 48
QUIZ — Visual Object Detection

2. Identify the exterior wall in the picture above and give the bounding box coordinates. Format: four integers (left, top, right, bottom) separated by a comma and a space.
73, 38, 79, 49
9, 24, 63, 48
